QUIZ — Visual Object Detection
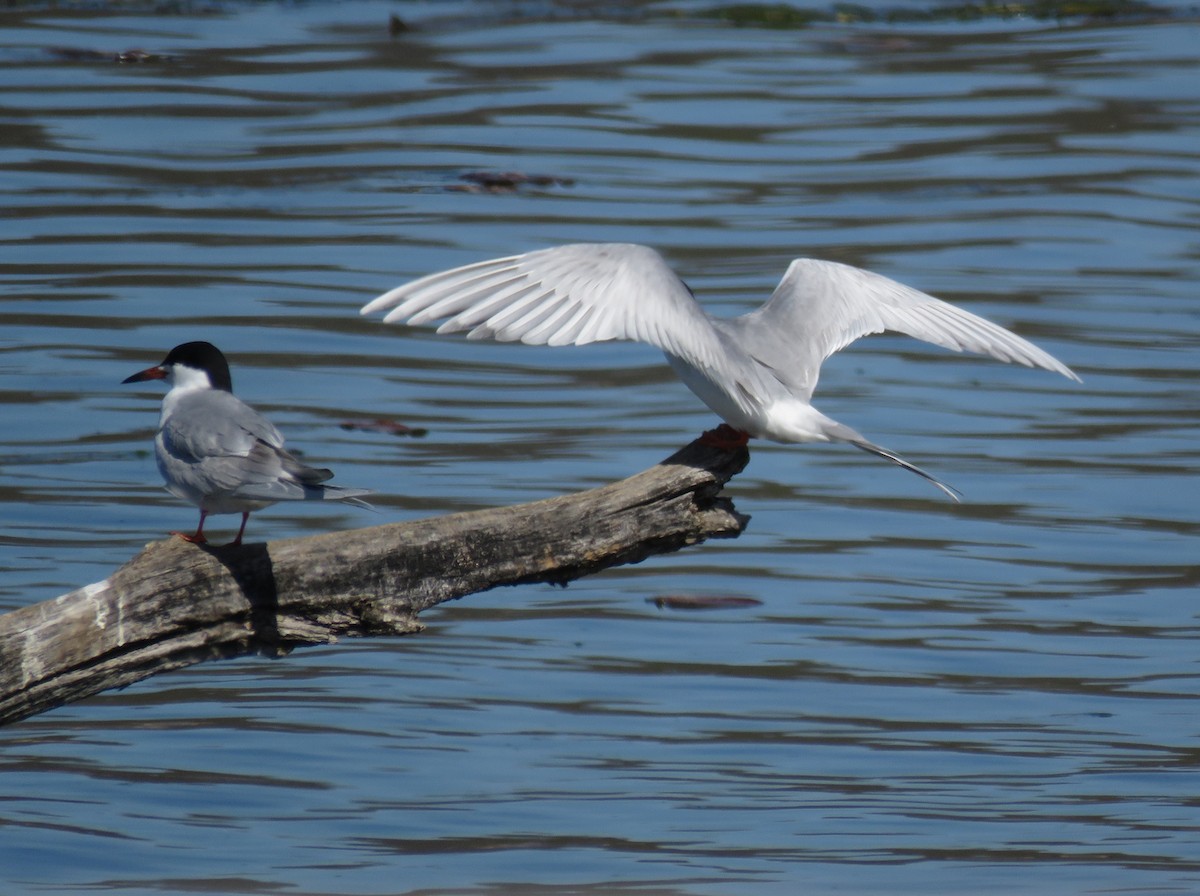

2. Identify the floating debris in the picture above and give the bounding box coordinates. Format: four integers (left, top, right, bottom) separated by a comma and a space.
339, 418, 429, 438
115, 49, 159, 63
47, 46, 172, 64
450, 170, 575, 194
649, 594, 763, 611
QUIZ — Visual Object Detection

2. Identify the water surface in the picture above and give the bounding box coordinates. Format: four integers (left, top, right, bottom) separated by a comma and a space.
2, 2, 1199, 894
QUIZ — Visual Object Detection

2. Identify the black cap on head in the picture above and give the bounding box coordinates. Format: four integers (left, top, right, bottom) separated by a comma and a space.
161, 341, 234, 392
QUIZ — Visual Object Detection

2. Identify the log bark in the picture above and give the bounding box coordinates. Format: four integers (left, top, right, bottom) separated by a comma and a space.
0, 440, 748, 727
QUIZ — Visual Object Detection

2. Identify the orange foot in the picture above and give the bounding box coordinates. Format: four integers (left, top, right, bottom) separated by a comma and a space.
699, 423, 750, 450
169, 530, 208, 545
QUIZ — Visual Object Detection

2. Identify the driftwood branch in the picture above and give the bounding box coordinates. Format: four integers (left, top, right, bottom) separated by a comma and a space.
0, 440, 748, 727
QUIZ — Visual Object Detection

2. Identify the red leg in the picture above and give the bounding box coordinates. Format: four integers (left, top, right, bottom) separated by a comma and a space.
699, 423, 750, 450
171, 510, 208, 544
229, 512, 250, 547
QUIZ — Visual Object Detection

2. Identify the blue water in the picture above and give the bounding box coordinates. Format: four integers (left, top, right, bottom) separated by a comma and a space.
2, 2, 1199, 894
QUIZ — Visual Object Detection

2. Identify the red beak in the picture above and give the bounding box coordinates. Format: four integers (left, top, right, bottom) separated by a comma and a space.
122, 365, 167, 384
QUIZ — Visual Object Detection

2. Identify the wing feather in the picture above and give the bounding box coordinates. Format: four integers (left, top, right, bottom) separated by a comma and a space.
363, 243, 777, 405
732, 258, 1079, 398
364, 243, 792, 422
366, 244, 707, 352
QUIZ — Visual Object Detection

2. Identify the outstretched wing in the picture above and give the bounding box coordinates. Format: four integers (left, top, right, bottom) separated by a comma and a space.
363, 242, 782, 419
730, 258, 1079, 399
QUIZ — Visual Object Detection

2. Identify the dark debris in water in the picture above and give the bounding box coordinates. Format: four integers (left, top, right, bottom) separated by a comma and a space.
450, 171, 576, 194
695, 0, 1173, 27
339, 419, 429, 438
46, 46, 174, 64
649, 594, 764, 610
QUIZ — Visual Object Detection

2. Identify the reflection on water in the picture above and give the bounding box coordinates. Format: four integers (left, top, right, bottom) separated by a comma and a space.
2, 2, 1199, 894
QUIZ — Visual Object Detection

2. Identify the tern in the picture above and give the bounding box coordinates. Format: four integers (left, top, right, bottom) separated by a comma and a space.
362, 243, 1079, 500
123, 341, 372, 546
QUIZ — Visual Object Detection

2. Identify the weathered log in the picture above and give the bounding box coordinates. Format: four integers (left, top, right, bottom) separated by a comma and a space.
0, 440, 748, 727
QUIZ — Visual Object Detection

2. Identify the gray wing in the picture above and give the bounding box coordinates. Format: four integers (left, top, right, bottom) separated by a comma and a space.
161, 391, 368, 504
730, 258, 1080, 399
362, 242, 783, 419
160, 391, 285, 477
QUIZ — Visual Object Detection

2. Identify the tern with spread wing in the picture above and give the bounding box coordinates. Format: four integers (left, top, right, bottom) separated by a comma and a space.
123, 341, 372, 546
362, 243, 1078, 499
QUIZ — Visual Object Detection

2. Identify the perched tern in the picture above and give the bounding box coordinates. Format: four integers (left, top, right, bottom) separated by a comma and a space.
123, 341, 372, 546
362, 243, 1079, 500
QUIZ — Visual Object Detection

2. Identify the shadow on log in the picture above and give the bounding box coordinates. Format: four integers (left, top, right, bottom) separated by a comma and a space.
0, 439, 749, 727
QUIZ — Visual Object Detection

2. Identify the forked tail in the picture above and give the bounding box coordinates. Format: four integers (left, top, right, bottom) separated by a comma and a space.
850, 438, 962, 502
815, 417, 963, 502
317, 485, 375, 510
